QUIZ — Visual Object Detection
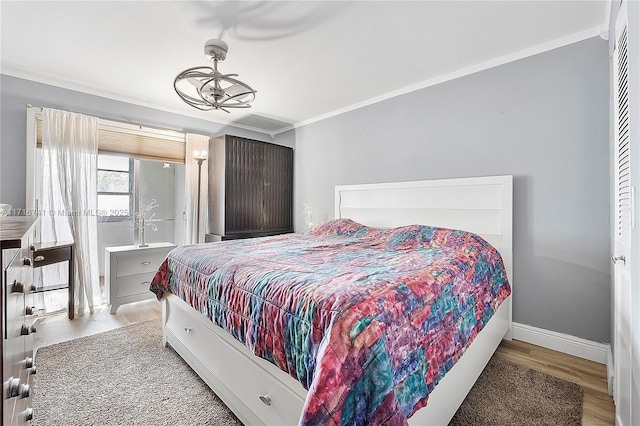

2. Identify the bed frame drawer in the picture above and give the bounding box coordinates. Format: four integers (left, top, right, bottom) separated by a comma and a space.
162, 294, 307, 426
164, 299, 222, 373
218, 340, 305, 425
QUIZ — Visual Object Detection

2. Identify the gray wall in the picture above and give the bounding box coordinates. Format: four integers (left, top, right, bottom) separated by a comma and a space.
0, 74, 279, 210
281, 37, 611, 343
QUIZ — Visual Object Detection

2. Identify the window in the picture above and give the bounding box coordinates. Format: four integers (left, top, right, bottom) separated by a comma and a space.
97, 154, 133, 220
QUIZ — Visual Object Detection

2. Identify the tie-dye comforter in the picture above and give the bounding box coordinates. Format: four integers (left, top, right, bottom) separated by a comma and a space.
150, 219, 510, 425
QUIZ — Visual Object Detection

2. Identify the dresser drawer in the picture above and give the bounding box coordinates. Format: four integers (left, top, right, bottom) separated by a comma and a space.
6, 249, 32, 293
114, 250, 169, 277
5, 248, 30, 340
115, 272, 155, 298
32, 245, 71, 268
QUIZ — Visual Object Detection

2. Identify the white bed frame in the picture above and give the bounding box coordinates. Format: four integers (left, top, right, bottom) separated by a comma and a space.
162, 175, 513, 425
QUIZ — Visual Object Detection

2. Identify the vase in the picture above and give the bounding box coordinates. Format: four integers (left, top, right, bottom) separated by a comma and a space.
138, 218, 149, 248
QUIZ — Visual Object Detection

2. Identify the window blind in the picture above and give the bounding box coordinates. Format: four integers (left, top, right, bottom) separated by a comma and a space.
615, 24, 630, 243
36, 117, 186, 163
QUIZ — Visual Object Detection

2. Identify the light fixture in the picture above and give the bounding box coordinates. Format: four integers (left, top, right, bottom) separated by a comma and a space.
193, 150, 208, 162
174, 39, 256, 113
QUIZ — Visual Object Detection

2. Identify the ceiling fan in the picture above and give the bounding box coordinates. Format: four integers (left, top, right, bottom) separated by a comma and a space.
174, 39, 256, 112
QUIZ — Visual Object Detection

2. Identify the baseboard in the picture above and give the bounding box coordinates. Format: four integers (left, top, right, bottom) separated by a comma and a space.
607, 345, 614, 397
511, 322, 609, 365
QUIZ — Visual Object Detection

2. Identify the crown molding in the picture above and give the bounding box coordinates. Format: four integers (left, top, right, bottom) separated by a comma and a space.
273, 26, 603, 135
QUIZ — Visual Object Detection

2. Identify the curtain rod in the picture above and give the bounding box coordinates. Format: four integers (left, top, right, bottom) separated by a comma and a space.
27, 103, 157, 130
27, 104, 216, 142
25, 103, 198, 140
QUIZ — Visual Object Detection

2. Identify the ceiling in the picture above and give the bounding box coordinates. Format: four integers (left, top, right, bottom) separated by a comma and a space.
1, 1, 608, 135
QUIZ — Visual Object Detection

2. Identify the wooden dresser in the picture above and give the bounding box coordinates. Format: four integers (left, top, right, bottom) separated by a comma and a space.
1, 217, 38, 426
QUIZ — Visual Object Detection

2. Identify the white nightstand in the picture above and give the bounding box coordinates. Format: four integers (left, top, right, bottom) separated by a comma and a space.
105, 242, 176, 314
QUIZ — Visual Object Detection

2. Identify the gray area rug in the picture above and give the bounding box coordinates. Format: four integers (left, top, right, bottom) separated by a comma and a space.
449, 356, 583, 426
33, 320, 583, 426
32, 319, 241, 426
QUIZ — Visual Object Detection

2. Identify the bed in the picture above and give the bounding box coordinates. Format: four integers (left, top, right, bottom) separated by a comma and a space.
150, 175, 513, 425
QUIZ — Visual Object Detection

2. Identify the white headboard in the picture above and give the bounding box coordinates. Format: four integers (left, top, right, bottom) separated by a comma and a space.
334, 175, 513, 286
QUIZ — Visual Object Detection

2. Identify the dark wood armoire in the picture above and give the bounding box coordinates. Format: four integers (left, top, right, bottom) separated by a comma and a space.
207, 135, 293, 241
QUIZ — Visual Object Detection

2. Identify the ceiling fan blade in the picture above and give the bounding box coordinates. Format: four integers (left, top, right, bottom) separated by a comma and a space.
225, 84, 254, 100
187, 78, 203, 88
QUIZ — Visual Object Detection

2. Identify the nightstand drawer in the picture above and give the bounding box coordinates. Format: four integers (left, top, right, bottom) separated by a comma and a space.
115, 273, 155, 298
114, 250, 168, 277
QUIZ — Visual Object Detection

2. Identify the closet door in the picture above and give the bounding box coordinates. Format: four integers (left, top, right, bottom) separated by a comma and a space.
612, 2, 635, 425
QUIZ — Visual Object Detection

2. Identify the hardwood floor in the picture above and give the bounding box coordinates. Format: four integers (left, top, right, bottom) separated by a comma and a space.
33, 299, 161, 351
34, 304, 615, 425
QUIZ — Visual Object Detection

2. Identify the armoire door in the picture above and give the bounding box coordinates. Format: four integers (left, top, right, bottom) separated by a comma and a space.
262, 144, 293, 233
225, 136, 264, 234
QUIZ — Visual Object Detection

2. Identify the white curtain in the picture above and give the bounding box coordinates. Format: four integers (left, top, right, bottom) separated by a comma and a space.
185, 133, 209, 244
41, 108, 101, 315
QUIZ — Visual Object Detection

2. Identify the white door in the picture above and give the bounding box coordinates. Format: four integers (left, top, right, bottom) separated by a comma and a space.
613, 2, 633, 425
